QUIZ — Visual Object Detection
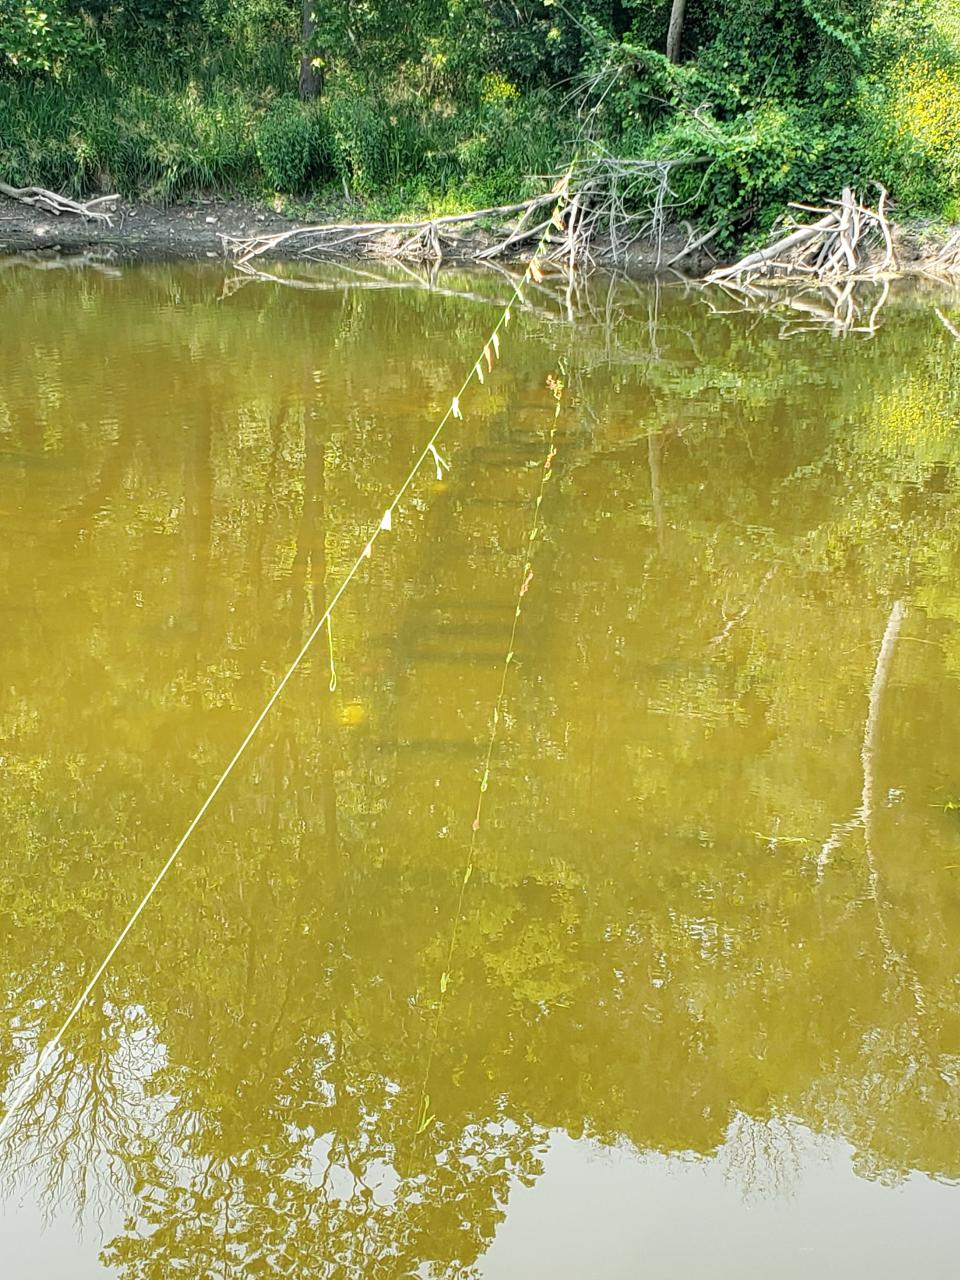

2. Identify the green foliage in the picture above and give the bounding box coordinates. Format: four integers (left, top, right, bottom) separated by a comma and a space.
643, 102, 855, 244
0, 0, 97, 77
577, 0, 960, 232
452, 89, 566, 202
120, 86, 259, 198
1, 0, 959, 231
70, 0, 209, 40
0, 75, 260, 197
437, 0, 622, 90
846, 0, 960, 217
255, 98, 329, 193
690, 1, 868, 114
324, 82, 404, 195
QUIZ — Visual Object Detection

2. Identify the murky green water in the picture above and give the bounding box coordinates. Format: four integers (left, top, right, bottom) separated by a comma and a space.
2, 260, 960, 1278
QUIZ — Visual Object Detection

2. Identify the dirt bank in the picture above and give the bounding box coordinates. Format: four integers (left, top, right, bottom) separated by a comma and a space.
0, 196, 300, 261
0, 191, 957, 276
0, 193, 710, 271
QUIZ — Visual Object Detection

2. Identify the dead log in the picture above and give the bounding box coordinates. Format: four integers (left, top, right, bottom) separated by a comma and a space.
706, 213, 838, 283
706, 186, 897, 286
0, 182, 118, 224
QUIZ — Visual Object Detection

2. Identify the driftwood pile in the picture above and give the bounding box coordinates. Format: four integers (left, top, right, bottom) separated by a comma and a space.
698, 187, 906, 335
706, 187, 896, 285
221, 152, 709, 270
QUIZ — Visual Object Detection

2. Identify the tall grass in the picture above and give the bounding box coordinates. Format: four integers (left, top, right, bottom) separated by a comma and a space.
0, 65, 262, 199
0, 36, 566, 209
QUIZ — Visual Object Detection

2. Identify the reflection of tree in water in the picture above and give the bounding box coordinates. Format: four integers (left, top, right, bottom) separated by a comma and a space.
720, 1113, 807, 1201
1, 1004, 166, 1223
2, 268, 960, 1273
100, 1089, 545, 1277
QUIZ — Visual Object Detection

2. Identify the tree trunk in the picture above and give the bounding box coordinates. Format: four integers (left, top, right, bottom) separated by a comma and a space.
666, 0, 686, 63
299, 3, 319, 101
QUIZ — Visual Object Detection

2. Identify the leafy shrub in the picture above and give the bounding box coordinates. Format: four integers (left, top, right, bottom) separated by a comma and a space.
324, 84, 426, 194
636, 101, 855, 247
255, 98, 328, 192
0, 0, 97, 77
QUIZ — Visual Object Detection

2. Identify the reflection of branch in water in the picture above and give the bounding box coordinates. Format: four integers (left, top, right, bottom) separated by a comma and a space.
1, 1006, 166, 1219
816, 600, 903, 882
221, 257, 567, 320
478, 257, 582, 323
860, 600, 904, 904
708, 563, 780, 648
815, 601, 925, 1008
701, 277, 894, 340
934, 307, 960, 342
648, 429, 666, 551
0, 250, 122, 278
1, 209, 568, 1152
721, 1112, 806, 1201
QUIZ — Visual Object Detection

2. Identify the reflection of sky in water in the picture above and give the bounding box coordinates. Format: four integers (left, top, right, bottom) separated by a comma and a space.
485, 1128, 960, 1280
5, 1123, 960, 1278
2, 1200, 119, 1279
1, 263, 960, 1275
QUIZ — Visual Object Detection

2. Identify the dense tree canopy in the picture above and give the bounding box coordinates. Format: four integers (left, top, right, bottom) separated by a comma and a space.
1, 1, 959, 232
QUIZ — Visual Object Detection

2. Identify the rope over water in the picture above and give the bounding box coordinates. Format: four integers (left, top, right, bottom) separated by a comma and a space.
414, 363, 568, 1140
0, 171, 575, 1147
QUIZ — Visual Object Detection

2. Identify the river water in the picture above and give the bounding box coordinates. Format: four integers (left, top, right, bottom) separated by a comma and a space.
1, 260, 959, 1277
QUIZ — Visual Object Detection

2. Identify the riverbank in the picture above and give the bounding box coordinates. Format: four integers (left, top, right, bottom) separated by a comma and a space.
0, 196, 297, 261
1, 193, 958, 280
0, 192, 709, 271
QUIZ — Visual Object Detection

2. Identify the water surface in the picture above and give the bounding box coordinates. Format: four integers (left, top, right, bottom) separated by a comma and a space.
1, 261, 960, 1277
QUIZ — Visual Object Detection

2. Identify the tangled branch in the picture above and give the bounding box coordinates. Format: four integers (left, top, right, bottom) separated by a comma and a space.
221, 152, 709, 269
706, 186, 896, 285
0, 182, 119, 224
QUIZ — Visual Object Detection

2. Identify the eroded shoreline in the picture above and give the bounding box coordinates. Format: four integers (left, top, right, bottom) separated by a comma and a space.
1, 193, 958, 279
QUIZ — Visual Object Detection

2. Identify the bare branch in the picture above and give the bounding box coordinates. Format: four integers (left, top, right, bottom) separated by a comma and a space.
935, 307, 960, 341
0, 182, 118, 225
220, 153, 710, 270
706, 187, 899, 287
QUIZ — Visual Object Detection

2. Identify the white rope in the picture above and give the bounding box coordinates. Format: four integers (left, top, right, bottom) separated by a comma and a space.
0, 179, 572, 1145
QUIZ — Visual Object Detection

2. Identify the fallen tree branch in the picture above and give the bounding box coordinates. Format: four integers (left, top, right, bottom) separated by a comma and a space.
221, 195, 560, 264
928, 230, 960, 279
221, 152, 710, 269
705, 186, 897, 286
0, 182, 118, 225
665, 222, 721, 267
707, 212, 839, 283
